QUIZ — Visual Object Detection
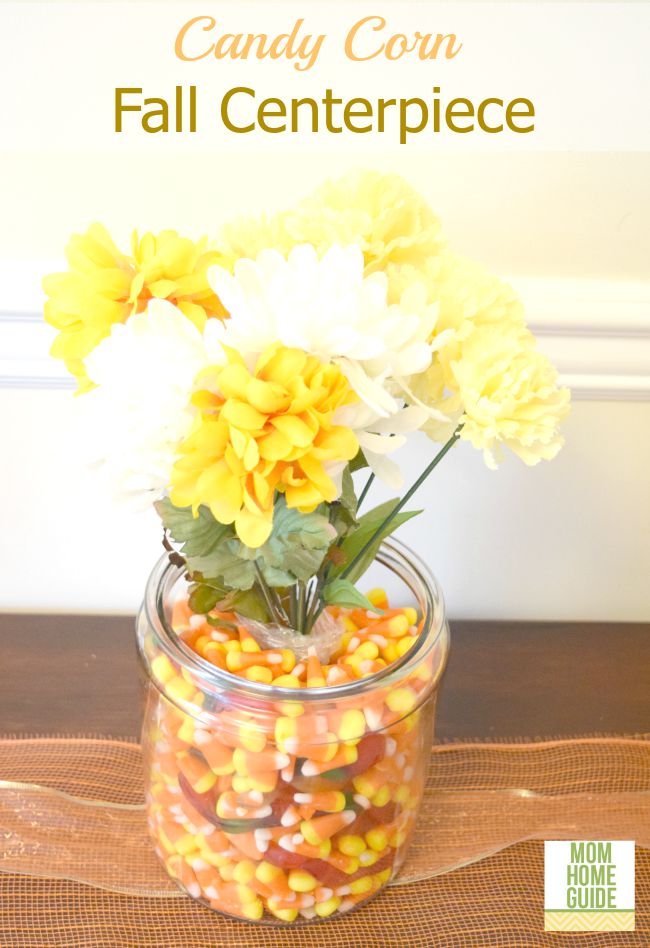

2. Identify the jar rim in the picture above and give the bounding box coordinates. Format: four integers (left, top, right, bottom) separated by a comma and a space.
141, 537, 449, 704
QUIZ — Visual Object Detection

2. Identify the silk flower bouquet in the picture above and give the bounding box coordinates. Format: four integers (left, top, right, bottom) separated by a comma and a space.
44, 171, 570, 924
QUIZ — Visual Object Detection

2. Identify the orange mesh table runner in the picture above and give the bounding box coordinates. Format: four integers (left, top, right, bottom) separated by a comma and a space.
1, 735, 649, 946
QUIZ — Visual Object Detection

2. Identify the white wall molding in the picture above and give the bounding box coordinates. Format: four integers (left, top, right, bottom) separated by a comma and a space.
0, 310, 74, 390
0, 262, 648, 399
512, 276, 650, 338
509, 276, 650, 401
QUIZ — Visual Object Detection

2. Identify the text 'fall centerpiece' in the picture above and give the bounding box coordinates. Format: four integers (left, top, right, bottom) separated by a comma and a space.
44, 172, 570, 924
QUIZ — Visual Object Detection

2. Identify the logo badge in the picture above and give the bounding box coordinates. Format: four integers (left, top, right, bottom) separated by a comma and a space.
544, 841, 635, 931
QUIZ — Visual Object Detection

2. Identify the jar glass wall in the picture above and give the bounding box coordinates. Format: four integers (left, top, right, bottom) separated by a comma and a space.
137, 539, 449, 924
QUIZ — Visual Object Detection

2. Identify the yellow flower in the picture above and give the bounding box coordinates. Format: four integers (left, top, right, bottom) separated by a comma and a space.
387, 250, 526, 337
397, 251, 531, 441
170, 346, 358, 548
43, 224, 226, 391
294, 171, 445, 274
220, 211, 297, 265
450, 328, 571, 468
221, 170, 445, 278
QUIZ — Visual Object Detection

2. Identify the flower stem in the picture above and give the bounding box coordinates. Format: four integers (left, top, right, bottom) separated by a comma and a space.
254, 562, 288, 625
340, 428, 462, 582
296, 580, 307, 634
357, 472, 375, 509
303, 574, 325, 635
301, 429, 462, 636
287, 585, 297, 629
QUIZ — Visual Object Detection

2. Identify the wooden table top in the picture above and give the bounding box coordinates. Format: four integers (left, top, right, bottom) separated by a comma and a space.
0, 615, 648, 740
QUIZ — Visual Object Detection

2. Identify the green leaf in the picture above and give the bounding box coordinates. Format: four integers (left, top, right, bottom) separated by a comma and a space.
255, 497, 336, 586
322, 578, 381, 612
349, 450, 368, 473
190, 540, 257, 590
156, 499, 232, 566
222, 588, 270, 623
329, 468, 358, 540
330, 500, 422, 585
188, 582, 225, 614
339, 469, 358, 519
157, 495, 339, 601
206, 615, 239, 632
156, 498, 259, 591
188, 579, 270, 622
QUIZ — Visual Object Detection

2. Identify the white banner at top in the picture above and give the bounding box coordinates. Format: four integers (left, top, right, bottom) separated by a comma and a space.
1, 1, 649, 152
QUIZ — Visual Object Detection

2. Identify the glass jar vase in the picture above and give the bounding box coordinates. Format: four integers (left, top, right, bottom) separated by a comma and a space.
136, 538, 449, 924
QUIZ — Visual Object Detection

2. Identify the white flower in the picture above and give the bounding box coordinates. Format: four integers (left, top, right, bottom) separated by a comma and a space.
209, 244, 443, 485
81, 300, 225, 500
335, 402, 429, 489
210, 244, 438, 415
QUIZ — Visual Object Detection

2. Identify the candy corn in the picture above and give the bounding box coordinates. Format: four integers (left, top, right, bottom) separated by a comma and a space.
143, 590, 434, 923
